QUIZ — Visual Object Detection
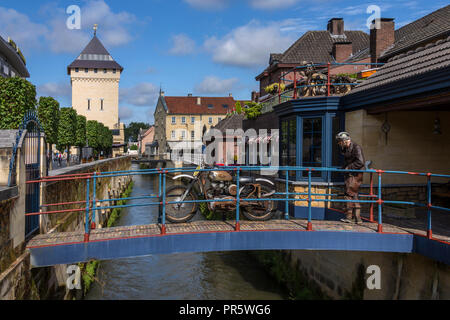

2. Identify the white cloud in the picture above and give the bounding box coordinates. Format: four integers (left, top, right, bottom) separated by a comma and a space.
195, 76, 239, 94
249, 0, 300, 9
119, 106, 134, 121
204, 20, 312, 68
37, 81, 72, 100
0, 7, 48, 55
0, 0, 140, 55
183, 0, 229, 10
169, 34, 196, 55
121, 83, 159, 107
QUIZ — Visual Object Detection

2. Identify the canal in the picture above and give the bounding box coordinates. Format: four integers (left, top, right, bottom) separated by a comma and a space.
85, 165, 287, 300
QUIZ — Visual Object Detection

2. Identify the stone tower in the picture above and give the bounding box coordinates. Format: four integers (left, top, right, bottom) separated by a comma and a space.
67, 27, 125, 157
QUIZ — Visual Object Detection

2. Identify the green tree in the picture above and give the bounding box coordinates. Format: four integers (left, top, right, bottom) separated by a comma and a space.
75, 115, 87, 160
124, 122, 150, 142
37, 97, 60, 147
235, 101, 242, 115
86, 120, 100, 154
0, 77, 37, 129
244, 101, 263, 120
57, 108, 77, 154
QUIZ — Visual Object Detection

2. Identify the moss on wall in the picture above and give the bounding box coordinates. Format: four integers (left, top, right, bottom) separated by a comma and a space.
249, 250, 329, 300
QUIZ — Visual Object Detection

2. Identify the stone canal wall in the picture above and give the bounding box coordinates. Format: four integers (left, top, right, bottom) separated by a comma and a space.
0, 156, 132, 300
284, 250, 450, 300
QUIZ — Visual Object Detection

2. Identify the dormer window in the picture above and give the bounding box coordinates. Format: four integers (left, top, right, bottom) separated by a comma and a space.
208, 104, 213, 109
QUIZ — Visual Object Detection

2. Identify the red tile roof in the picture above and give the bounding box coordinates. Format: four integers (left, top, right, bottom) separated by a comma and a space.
164, 96, 235, 115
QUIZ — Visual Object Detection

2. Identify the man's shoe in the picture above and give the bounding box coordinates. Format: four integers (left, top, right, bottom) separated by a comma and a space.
355, 218, 363, 225
340, 218, 354, 224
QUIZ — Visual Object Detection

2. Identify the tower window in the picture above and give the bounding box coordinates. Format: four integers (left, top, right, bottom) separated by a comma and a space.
85, 68, 89, 73
101, 99, 104, 111
87, 99, 91, 110
103, 69, 107, 73
75, 68, 79, 72
94, 68, 98, 73
113, 69, 117, 74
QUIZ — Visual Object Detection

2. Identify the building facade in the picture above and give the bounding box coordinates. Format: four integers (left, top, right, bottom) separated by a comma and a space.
0, 35, 29, 78
153, 93, 234, 163
67, 32, 125, 157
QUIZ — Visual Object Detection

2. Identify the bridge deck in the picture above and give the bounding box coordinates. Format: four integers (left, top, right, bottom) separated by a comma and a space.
27, 219, 449, 248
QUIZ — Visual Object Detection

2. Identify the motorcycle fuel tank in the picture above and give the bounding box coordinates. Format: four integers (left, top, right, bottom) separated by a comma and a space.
209, 171, 233, 182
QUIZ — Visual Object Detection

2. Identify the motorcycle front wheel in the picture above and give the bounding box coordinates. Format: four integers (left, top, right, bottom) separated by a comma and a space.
241, 185, 275, 221
163, 185, 198, 223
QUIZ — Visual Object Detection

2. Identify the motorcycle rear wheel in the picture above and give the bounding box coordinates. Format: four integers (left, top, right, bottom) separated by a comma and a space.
164, 185, 198, 223
241, 185, 275, 221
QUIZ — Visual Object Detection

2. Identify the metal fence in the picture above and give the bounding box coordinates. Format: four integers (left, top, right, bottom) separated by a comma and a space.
25, 166, 450, 243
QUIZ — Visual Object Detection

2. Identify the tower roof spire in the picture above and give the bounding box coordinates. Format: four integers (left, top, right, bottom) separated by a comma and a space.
93, 24, 98, 36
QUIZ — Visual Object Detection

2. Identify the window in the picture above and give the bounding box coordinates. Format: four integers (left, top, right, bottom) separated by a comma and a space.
103, 69, 107, 73
280, 118, 297, 178
94, 68, 98, 73
87, 99, 91, 110
222, 104, 228, 109
100, 99, 104, 111
302, 118, 322, 178
75, 68, 79, 73
191, 117, 195, 124
85, 68, 89, 73
209, 117, 213, 124
208, 104, 213, 109
172, 117, 176, 124
171, 131, 175, 139
182, 117, 186, 124
113, 69, 116, 74
218, 117, 222, 122
181, 131, 186, 139
191, 131, 195, 139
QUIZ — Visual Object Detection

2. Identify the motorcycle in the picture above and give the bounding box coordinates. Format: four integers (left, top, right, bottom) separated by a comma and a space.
162, 164, 277, 223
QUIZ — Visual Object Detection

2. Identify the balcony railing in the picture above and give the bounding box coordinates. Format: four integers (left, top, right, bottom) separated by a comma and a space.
260, 62, 384, 113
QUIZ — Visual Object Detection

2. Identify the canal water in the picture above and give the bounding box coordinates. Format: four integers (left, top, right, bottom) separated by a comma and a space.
85, 166, 287, 300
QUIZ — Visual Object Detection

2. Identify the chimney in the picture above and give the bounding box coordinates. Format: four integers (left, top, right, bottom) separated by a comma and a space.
370, 18, 395, 64
187, 93, 192, 97
333, 42, 353, 63
327, 18, 344, 36
197, 97, 201, 105
228, 93, 233, 97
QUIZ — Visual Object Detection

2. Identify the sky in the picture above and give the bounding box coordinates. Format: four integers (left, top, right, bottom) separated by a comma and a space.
0, 0, 447, 125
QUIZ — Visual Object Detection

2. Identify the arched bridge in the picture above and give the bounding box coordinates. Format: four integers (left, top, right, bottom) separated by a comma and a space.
25, 166, 450, 267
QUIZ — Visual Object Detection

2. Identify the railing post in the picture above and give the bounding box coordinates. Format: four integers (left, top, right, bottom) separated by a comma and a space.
369, 172, 374, 222
235, 167, 240, 231
91, 172, 97, 230
285, 169, 289, 220
427, 173, 433, 239
161, 170, 166, 235
293, 72, 297, 99
377, 171, 383, 233
84, 177, 90, 242
307, 169, 313, 231
327, 62, 331, 97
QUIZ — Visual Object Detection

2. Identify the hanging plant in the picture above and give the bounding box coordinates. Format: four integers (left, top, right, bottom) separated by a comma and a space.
264, 83, 286, 95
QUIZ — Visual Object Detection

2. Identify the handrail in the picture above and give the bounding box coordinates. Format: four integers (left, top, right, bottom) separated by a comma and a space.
26, 166, 449, 243
260, 61, 386, 112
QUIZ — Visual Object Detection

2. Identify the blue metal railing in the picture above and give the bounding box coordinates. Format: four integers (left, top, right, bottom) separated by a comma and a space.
27, 166, 450, 243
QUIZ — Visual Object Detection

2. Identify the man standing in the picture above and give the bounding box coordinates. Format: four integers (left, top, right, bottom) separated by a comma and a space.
336, 132, 365, 225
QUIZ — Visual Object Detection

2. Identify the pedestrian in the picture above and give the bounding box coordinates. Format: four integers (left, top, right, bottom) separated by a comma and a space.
336, 132, 365, 225
58, 153, 62, 166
